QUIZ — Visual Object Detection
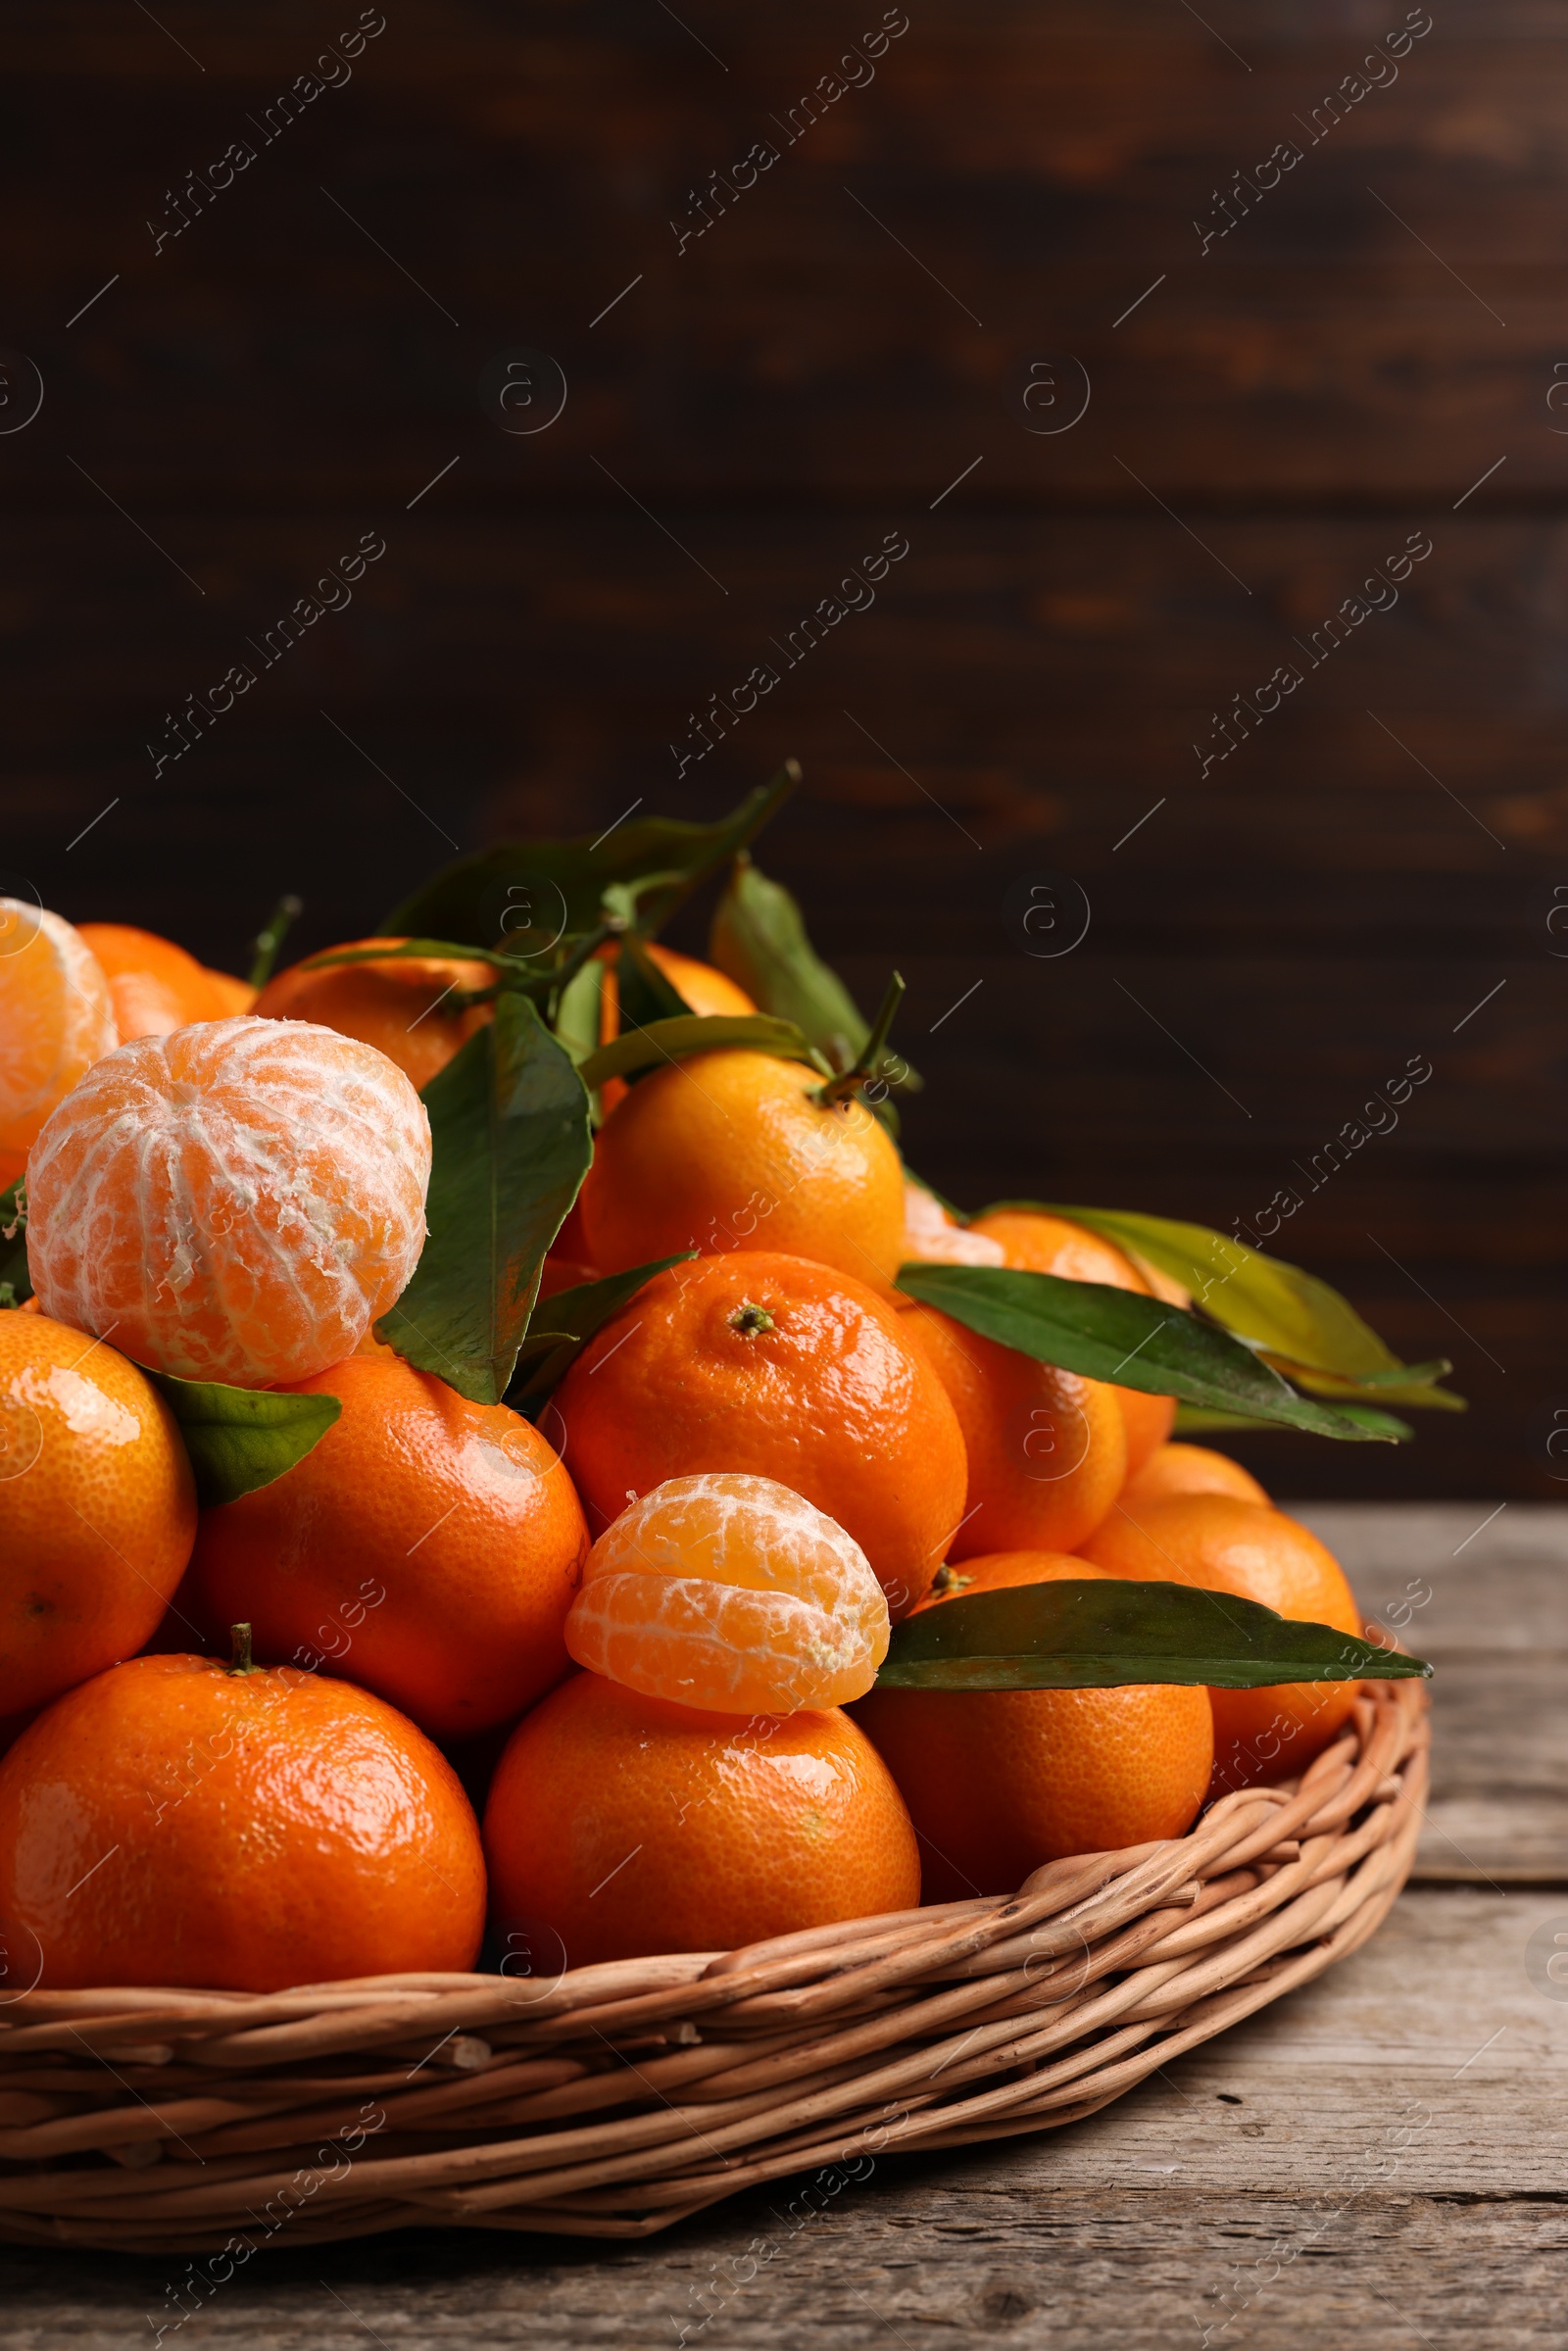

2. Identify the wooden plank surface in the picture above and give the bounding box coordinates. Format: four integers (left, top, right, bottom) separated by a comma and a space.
3, 1502, 1562, 2346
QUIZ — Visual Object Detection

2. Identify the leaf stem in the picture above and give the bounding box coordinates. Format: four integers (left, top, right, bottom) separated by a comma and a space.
815, 970, 906, 1107
248, 896, 303, 991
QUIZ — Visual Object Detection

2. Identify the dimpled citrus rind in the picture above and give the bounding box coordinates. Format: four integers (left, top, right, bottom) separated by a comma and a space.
25, 1015, 431, 1387
565, 1471, 890, 1714
0, 901, 118, 1156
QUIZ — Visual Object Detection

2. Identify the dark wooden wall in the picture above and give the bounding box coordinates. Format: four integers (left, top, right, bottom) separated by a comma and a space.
3, 1, 1563, 1495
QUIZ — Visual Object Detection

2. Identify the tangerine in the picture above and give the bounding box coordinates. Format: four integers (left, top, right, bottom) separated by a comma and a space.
854, 1551, 1214, 1899
577, 1050, 906, 1296
551, 1250, 967, 1616
1123, 1441, 1268, 1507
564, 1472, 889, 1715
897, 1299, 1126, 1558
969, 1208, 1176, 1472
484, 1671, 918, 1967
0, 901, 117, 1175
0, 1310, 196, 1718
254, 936, 495, 1092
75, 922, 234, 1043
188, 1355, 588, 1738
1079, 1493, 1364, 1789
25, 1015, 431, 1387
0, 1642, 486, 1989
902, 1180, 1006, 1267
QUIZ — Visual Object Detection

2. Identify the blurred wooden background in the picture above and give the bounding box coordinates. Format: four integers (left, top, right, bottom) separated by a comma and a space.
2, 0, 1563, 1494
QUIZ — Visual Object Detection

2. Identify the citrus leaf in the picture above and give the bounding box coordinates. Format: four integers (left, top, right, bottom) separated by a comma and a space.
300, 938, 531, 974
578, 1012, 817, 1093
553, 956, 606, 1068
376, 994, 592, 1404
710, 852, 920, 1090
0, 1179, 31, 1306
616, 936, 694, 1028
382, 764, 799, 946
895, 1262, 1397, 1442
875, 1579, 1431, 1690
1172, 1401, 1414, 1442
504, 1254, 696, 1419
1023, 1203, 1461, 1408
148, 1374, 340, 1508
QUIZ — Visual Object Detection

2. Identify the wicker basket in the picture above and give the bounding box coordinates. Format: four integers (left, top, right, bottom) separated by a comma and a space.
0, 1678, 1426, 2252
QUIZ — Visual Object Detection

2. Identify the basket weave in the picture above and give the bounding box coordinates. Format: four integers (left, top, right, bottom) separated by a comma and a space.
0, 1678, 1426, 2251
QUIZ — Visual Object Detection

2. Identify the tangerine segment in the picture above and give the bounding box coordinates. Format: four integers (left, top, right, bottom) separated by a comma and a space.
255, 936, 495, 1092
0, 901, 118, 1161
0, 1311, 196, 1718
1080, 1493, 1364, 1789
76, 922, 231, 1042
552, 1251, 968, 1618
0, 1651, 486, 1990
25, 1015, 431, 1388
969, 1208, 1176, 1473
854, 1551, 1213, 1900
902, 1180, 1006, 1268
484, 1672, 919, 1968
1122, 1441, 1268, 1506
897, 1298, 1126, 1558
190, 1356, 589, 1739
565, 1472, 889, 1714
578, 1050, 907, 1296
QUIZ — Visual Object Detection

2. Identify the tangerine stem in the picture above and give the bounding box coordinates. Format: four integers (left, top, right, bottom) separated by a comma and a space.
248, 895, 303, 990
227, 1622, 257, 1676
814, 970, 906, 1107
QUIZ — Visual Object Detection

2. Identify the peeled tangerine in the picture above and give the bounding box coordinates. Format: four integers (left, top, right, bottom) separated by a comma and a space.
0, 901, 117, 1187
565, 1473, 890, 1715
25, 1016, 431, 1388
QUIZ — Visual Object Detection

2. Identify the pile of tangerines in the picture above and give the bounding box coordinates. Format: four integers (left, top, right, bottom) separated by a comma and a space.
0, 876, 1381, 1998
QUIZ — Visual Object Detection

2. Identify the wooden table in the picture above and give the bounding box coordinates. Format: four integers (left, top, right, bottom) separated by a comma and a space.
6, 1502, 1562, 2347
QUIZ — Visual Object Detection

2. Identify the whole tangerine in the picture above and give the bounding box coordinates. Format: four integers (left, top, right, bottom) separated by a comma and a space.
969, 1208, 1176, 1473
854, 1550, 1214, 1899
0, 901, 117, 1173
577, 1050, 906, 1296
564, 1472, 889, 1715
1079, 1492, 1364, 1789
551, 1250, 967, 1617
76, 922, 234, 1043
25, 1015, 431, 1388
254, 936, 496, 1092
189, 1355, 589, 1738
484, 1671, 919, 1967
897, 1298, 1126, 1559
1123, 1442, 1268, 1508
0, 1310, 196, 1718
0, 1642, 486, 1989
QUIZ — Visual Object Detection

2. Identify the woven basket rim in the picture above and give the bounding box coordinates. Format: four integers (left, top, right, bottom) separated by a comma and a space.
0, 1677, 1428, 2250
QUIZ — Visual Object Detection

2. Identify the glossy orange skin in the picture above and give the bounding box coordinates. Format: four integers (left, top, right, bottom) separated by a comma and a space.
0, 1651, 486, 1989
254, 936, 494, 1092
1122, 1442, 1268, 1507
854, 1551, 1214, 1900
202, 968, 258, 1017
596, 943, 756, 1115
578, 1051, 907, 1297
898, 1299, 1126, 1559
484, 1672, 919, 1967
552, 1251, 968, 1617
969, 1209, 1176, 1474
76, 923, 234, 1042
1080, 1494, 1364, 1790
189, 1357, 589, 1739
0, 1312, 196, 1717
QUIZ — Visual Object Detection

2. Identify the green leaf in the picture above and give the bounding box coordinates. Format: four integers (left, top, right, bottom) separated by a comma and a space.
710, 853, 920, 1088
895, 1262, 1397, 1443
0, 1180, 31, 1306
300, 937, 531, 976
615, 936, 695, 1029
1172, 1401, 1414, 1442
504, 1255, 696, 1418
149, 1373, 340, 1508
376, 994, 593, 1404
381, 765, 800, 947
1020, 1203, 1462, 1411
553, 956, 606, 1068
875, 1578, 1431, 1690
578, 1012, 818, 1094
